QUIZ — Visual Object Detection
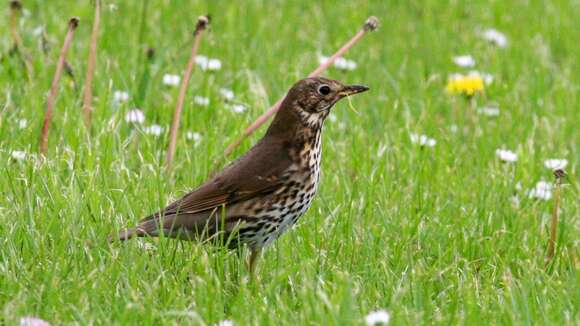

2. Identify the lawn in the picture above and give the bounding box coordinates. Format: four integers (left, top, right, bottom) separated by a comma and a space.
0, 0, 578, 325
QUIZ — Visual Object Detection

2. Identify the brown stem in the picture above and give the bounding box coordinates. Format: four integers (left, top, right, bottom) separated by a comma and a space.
39, 17, 79, 156
223, 16, 379, 156
546, 169, 566, 265
82, 0, 101, 127
9, 0, 34, 80
165, 16, 210, 169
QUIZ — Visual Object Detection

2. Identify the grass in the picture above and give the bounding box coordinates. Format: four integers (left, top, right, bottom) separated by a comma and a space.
0, 0, 578, 324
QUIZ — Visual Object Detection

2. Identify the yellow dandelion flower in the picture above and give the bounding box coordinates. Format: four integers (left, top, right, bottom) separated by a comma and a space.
445, 74, 485, 96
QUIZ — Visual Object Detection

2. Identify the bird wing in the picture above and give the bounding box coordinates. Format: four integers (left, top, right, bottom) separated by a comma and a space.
141, 138, 293, 222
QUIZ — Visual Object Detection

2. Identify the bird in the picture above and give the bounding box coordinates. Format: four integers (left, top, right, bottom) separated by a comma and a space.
114, 77, 369, 273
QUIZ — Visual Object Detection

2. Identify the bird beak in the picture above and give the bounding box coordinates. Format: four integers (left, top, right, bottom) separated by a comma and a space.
338, 84, 370, 97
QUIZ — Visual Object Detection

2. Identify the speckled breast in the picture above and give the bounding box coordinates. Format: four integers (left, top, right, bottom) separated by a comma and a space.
238, 131, 323, 249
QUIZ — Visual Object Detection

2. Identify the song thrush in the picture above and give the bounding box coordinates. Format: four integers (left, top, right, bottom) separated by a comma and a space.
115, 77, 368, 272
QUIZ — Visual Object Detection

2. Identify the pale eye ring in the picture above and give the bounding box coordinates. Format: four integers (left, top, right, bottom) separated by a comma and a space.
318, 85, 331, 95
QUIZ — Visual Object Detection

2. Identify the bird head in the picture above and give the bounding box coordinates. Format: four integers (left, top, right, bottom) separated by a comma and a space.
266, 77, 368, 137
286, 77, 368, 129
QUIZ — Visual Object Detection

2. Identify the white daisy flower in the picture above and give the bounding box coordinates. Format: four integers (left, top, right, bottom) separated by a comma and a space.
496, 149, 517, 163
162, 74, 181, 87
477, 106, 500, 117
468, 70, 494, 85
113, 90, 130, 105
143, 124, 164, 136
32, 26, 44, 37
219, 88, 235, 101
186, 131, 202, 144
410, 133, 436, 147
214, 320, 233, 326
318, 55, 357, 71
544, 159, 568, 170
195, 55, 209, 68
11, 150, 27, 161
527, 181, 553, 200
207, 58, 222, 71
193, 96, 210, 106
333, 57, 357, 71
228, 104, 247, 114
365, 309, 390, 325
18, 119, 28, 129
453, 55, 476, 68
20, 317, 51, 326
125, 109, 145, 124
481, 28, 508, 48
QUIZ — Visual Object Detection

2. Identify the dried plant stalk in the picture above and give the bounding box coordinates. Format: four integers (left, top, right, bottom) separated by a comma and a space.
546, 169, 567, 265
82, 0, 101, 126
223, 16, 379, 156
39, 18, 79, 156
166, 16, 210, 169
9, 0, 34, 80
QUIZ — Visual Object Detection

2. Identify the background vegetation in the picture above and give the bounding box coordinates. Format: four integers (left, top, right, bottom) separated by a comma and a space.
1, 1, 578, 324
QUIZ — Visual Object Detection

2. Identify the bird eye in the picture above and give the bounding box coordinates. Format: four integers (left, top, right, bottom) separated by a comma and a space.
318, 85, 331, 95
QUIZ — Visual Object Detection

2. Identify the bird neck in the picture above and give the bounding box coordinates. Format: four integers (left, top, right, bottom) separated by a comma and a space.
265, 99, 325, 140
